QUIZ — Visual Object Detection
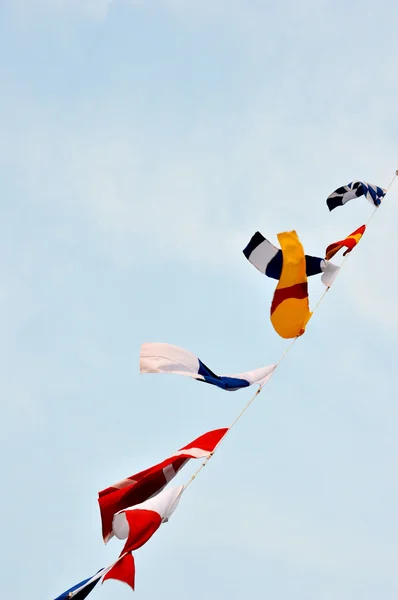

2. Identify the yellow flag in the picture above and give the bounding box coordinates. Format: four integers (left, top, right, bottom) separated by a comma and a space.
270, 231, 312, 339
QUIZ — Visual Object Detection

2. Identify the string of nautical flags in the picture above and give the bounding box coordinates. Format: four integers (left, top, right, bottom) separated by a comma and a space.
53, 170, 397, 598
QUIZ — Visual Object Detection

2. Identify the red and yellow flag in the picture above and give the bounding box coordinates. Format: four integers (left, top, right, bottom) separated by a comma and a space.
270, 231, 312, 339
325, 225, 366, 261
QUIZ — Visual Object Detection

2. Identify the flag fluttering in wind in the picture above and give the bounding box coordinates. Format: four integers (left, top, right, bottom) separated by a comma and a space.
270, 231, 312, 339
55, 489, 184, 598
54, 567, 108, 600
140, 342, 276, 391
326, 181, 386, 211
98, 427, 228, 543
325, 225, 366, 260
102, 486, 184, 591
243, 231, 339, 288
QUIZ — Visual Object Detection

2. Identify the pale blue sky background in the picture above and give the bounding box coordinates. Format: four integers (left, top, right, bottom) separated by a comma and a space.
1, 1, 398, 599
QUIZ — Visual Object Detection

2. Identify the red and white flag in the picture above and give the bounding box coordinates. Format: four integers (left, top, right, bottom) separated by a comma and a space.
102, 486, 184, 591
98, 427, 228, 543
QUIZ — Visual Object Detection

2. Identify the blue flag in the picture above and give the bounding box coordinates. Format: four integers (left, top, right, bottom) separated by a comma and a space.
54, 568, 106, 600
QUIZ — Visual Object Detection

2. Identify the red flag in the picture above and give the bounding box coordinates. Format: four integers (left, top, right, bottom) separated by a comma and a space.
102, 486, 184, 591
325, 225, 366, 261
98, 428, 227, 542
102, 553, 136, 591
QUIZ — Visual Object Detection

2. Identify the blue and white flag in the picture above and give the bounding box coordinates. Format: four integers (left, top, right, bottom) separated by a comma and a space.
243, 232, 339, 288
326, 181, 386, 211
140, 343, 276, 391
54, 568, 107, 600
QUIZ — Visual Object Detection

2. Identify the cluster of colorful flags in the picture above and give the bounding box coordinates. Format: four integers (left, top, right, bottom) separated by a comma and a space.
54, 179, 389, 598
243, 181, 385, 339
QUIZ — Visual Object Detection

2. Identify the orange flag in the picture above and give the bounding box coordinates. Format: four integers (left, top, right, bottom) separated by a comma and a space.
325, 225, 366, 261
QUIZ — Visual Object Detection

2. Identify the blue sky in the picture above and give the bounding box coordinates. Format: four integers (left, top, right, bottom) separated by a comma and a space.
1, 1, 398, 599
